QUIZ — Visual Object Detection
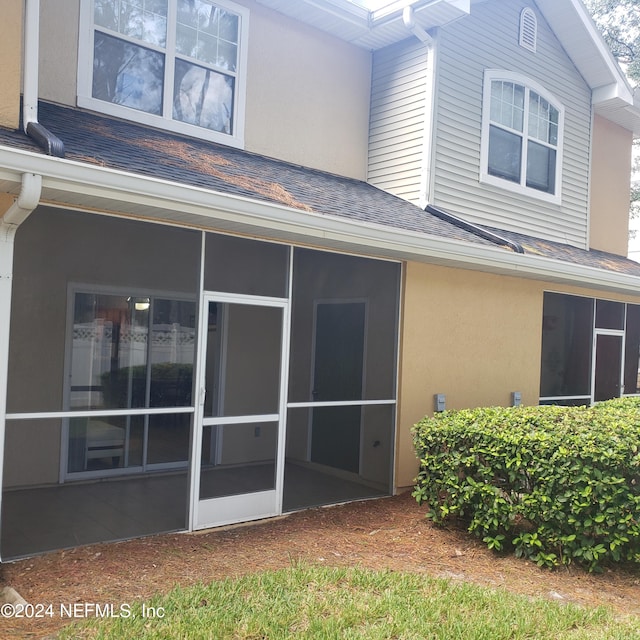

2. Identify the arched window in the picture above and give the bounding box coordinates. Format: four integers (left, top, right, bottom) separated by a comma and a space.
481, 70, 564, 202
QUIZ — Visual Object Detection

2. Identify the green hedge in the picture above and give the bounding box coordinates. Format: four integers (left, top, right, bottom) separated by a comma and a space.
412, 399, 640, 571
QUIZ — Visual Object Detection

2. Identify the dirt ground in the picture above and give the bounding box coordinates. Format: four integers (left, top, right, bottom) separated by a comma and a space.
1, 492, 639, 639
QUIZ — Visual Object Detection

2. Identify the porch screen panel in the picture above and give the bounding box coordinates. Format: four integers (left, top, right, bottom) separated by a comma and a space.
204, 232, 289, 298
7, 208, 200, 414
3, 209, 200, 559
285, 248, 399, 513
625, 304, 640, 395
288, 248, 400, 403
540, 292, 593, 398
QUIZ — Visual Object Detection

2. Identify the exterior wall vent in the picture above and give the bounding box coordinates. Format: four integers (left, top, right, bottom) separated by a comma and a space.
519, 8, 537, 53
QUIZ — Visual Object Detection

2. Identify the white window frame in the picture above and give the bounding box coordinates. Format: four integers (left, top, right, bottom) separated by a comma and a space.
77, 0, 250, 149
480, 70, 564, 205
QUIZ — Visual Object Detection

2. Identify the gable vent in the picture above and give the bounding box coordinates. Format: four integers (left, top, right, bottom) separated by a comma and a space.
519, 8, 537, 52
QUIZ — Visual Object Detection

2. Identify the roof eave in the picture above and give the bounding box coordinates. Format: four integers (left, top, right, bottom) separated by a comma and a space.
2, 146, 640, 297
534, 0, 640, 133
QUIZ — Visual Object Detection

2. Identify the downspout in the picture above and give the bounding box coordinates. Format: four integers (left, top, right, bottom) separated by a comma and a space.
23, 0, 64, 157
426, 204, 526, 253
0, 173, 42, 562
402, 6, 434, 45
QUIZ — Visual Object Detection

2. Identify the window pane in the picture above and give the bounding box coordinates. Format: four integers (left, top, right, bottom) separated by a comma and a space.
488, 125, 522, 183
95, 0, 167, 47
490, 81, 524, 132
528, 91, 559, 146
176, 1, 239, 71
540, 293, 593, 397
68, 415, 143, 473
93, 32, 165, 115
149, 299, 196, 407
173, 59, 234, 133
95, 0, 119, 31
526, 141, 556, 193
625, 304, 640, 394
70, 294, 149, 411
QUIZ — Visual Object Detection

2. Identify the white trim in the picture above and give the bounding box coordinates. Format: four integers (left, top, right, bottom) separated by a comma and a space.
203, 414, 279, 426
6, 407, 194, 421
77, 0, 249, 149
480, 70, 564, 205
288, 399, 396, 409
189, 232, 208, 531
195, 489, 276, 530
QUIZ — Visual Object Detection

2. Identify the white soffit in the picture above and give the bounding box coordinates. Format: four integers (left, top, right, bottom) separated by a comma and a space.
254, 0, 470, 50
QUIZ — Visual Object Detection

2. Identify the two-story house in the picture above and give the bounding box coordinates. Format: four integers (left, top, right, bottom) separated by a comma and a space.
1, 0, 640, 560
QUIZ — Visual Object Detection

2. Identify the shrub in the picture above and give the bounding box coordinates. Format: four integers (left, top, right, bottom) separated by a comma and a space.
412, 399, 640, 571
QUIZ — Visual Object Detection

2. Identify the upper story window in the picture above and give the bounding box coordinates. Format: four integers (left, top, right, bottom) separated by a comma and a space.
481, 70, 564, 204
78, 0, 249, 148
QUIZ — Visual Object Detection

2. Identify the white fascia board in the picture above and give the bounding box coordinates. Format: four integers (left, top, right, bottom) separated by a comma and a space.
535, 0, 632, 104
1, 145, 640, 297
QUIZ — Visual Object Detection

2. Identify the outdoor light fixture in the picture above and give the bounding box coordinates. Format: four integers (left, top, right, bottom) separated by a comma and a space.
127, 296, 150, 311
135, 298, 150, 311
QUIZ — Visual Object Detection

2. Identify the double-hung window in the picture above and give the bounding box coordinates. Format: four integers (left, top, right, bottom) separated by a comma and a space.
481, 70, 563, 203
78, 0, 249, 147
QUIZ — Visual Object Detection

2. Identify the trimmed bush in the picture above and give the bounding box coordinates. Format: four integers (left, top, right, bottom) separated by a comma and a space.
412, 399, 640, 571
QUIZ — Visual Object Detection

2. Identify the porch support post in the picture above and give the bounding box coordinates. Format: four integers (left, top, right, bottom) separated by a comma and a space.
0, 172, 42, 560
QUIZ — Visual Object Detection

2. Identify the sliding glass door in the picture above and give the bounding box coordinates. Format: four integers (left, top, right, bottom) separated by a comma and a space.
64, 291, 195, 478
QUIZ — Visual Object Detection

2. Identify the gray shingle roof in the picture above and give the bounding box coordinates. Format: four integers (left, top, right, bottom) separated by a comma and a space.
1, 101, 640, 277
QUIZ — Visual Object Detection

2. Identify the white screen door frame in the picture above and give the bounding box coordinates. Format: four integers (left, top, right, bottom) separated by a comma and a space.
189, 291, 290, 530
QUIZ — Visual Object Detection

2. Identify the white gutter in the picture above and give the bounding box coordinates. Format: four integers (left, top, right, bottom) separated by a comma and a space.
0, 172, 42, 563
1, 145, 640, 296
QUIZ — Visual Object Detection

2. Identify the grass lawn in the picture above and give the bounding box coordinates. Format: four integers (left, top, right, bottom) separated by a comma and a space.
58, 564, 640, 639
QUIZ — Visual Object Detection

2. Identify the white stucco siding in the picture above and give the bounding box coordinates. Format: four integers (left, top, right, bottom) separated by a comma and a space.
432, 0, 592, 247
368, 39, 432, 205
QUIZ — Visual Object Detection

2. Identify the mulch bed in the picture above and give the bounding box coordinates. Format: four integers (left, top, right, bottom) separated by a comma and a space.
1, 492, 639, 638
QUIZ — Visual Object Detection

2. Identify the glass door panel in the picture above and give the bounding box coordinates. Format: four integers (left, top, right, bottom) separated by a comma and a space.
195, 296, 286, 529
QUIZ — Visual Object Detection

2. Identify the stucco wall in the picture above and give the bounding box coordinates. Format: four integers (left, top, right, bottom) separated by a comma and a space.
0, 0, 23, 129
395, 261, 640, 489
395, 262, 544, 488
244, 1, 371, 179
589, 115, 632, 256
37, 0, 371, 180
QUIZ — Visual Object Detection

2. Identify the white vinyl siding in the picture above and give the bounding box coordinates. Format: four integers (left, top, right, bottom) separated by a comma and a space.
432, 0, 592, 248
368, 39, 432, 205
